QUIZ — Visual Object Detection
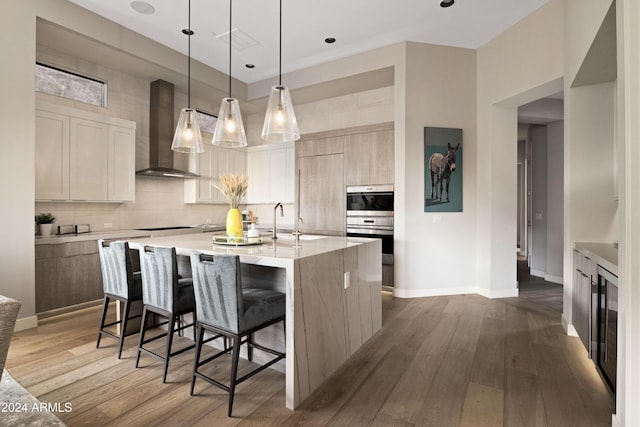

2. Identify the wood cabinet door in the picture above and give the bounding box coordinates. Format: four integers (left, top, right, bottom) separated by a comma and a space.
344, 133, 370, 185
108, 125, 135, 201
69, 118, 109, 201
370, 129, 394, 185
298, 153, 345, 235
35, 110, 70, 200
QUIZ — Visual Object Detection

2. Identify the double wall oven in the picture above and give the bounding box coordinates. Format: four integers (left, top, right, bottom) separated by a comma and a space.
346, 185, 394, 286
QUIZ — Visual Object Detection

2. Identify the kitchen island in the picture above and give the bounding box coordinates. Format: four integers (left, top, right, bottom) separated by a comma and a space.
126, 232, 382, 409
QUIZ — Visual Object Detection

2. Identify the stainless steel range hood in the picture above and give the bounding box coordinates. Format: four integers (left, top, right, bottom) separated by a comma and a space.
136, 79, 197, 178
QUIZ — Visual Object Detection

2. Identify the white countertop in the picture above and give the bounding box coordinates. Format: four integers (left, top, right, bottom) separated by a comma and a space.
35, 229, 153, 245
574, 242, 618, 275
34, 225, 226, 245
125, 232, 376, 262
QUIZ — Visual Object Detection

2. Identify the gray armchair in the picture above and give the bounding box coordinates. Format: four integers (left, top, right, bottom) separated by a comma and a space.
0, 295, 21, 381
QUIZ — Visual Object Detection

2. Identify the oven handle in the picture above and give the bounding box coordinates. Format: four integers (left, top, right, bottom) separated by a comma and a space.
346, 227, 393, 236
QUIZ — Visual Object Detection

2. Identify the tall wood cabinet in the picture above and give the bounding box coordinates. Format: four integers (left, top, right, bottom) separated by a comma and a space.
296, 123, 393, 235
344, 128, 394, 186
35, 103, 136, 202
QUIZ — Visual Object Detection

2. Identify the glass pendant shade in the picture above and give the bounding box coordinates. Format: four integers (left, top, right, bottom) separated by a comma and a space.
262, 85, 300, 143
212, 97, 247, 148
172, 108, 204, 153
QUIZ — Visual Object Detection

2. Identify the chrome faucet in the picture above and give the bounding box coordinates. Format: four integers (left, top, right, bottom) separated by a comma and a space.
273, 202, 283, 239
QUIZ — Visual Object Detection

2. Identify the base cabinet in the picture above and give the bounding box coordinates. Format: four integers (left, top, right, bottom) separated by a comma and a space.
35, 241, 103, 313
572, 248, 594, 353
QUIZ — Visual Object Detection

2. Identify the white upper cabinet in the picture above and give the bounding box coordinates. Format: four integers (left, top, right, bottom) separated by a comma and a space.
108, 125, 136, 201
35, 110, 70, 200
184, 144, 246, 204
69, 118, 109, 201
35, 103, 136, 202
246, 142, 295, 204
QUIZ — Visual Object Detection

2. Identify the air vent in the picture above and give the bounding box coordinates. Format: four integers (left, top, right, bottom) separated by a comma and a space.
215, 28, 260, 51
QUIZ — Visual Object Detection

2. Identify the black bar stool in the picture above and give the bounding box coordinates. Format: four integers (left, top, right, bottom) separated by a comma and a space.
97, 240, 143, 359
136, 245, 196, 383
189, 252, 285, 417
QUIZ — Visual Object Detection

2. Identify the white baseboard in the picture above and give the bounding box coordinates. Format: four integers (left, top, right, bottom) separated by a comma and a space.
393, 286, 518, 299
530, 268, 546, 279
562, 314, 578, 336
611, 414, 621, 427
544, 274, 563, 285
14, 316, 38, 332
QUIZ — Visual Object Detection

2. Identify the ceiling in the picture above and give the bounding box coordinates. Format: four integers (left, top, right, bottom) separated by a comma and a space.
66, 0, 551, 85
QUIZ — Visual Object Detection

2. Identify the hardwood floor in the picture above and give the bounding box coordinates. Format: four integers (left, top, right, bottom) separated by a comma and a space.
7, 275, 614, 426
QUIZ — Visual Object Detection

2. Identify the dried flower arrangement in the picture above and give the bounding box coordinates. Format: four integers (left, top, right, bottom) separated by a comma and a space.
214, 173, 248, 209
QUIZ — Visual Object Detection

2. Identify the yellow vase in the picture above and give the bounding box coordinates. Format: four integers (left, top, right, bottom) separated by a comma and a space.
226, 208, 243, 241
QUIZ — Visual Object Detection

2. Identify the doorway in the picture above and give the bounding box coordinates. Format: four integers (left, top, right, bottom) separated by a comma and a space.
516, 94, 564, 288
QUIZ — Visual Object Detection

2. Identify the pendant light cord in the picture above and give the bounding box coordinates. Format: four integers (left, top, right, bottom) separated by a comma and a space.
278, 0, 282, 86
228, 0, 232, 98
187, 0, 191, 108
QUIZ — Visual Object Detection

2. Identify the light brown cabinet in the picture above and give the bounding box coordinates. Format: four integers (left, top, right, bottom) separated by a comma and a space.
298, 153, 345, 235
344, 128, 394, 186
295, 123, 393, 235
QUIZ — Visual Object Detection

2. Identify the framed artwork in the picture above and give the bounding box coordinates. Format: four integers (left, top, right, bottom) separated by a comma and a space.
424, 127, 462, 212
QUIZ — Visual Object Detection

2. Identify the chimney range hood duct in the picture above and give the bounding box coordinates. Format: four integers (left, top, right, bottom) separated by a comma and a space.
136, 79, 198, 178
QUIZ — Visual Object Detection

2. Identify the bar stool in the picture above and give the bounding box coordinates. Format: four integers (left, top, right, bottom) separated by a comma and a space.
189, 252, 285, 417
97, 240, 143, 359
136, 245, 196, 383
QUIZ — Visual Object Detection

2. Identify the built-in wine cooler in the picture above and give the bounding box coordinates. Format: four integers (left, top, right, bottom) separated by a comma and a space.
595, 265, 618, 396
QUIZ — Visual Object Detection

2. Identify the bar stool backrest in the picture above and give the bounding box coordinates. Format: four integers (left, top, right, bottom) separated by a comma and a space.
190, 253, 244, 333
139, 246, 180, 312
98, 240, 134, 299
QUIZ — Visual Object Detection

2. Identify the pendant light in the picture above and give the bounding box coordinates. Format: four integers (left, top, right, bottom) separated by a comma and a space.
172, 0, 204, 153
212, 0, 247, 148
261, 0, 300, 143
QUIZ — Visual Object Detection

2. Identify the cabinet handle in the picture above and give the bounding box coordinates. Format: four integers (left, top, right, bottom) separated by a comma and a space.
603, 283, 609, 363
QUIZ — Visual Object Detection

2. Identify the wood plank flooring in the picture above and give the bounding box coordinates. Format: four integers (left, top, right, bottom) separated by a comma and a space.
6, 276, 614, 426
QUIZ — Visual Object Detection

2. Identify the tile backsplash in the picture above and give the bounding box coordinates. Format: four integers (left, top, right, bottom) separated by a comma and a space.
35, 176, 231, 232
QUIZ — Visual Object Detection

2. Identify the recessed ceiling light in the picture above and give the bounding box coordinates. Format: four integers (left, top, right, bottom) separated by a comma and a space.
440, 0, 454, 7
130, 1, 155, 14
245, 64, 255, 69
324, 37, 336, 44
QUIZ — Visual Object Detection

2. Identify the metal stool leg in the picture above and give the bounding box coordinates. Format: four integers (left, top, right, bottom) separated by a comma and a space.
162, 314, 177, 383
96, 295, 110, 348
228, 336, 241, 417
118, 300, 131, 359
135, 306, 149, 368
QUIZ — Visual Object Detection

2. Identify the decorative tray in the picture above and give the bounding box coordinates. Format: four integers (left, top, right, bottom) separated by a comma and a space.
212, 236, 263, 246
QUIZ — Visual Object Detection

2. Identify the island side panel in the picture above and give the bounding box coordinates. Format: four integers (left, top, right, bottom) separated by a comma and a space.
292, 240, 382, 408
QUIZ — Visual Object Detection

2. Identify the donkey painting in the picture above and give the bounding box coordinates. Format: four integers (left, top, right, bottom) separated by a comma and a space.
429, 142, 459, 203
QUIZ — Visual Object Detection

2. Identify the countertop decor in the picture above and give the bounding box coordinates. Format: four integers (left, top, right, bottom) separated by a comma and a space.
214, 172, 248, 209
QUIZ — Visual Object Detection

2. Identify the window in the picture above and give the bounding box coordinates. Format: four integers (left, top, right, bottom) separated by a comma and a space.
35, 63, 107, 107
197, 110, 217, 134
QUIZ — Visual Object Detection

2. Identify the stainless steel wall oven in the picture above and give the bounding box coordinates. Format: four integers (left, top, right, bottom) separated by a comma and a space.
346, 185, 394, 286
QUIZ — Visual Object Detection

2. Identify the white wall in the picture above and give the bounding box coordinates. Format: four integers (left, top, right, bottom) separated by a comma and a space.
476, 0, 565, 298
0, 0, 37, 330
614, 0, 640, 423
546, 121, 564, 282
395, 42, 477, 298
530, 125, 548, 277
